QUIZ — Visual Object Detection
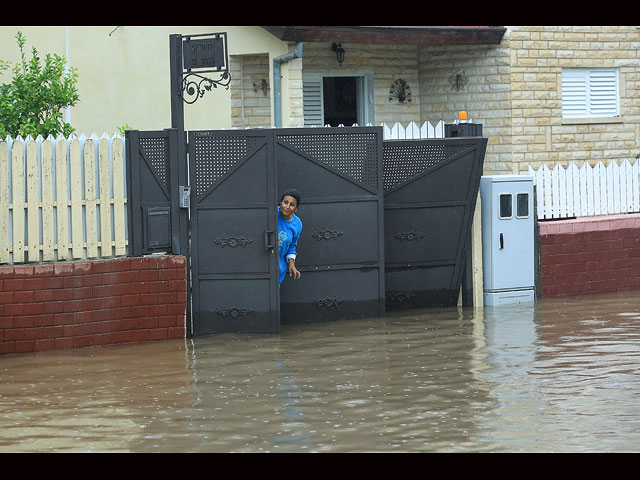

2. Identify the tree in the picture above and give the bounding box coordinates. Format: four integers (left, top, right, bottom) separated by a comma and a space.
0, 31, 79, 138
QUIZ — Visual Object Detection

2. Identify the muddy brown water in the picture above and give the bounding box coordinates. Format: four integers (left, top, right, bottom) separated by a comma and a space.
2, 291, 640, 452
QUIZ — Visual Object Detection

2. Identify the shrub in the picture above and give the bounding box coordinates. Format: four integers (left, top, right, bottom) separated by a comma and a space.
0, 31, 79, 138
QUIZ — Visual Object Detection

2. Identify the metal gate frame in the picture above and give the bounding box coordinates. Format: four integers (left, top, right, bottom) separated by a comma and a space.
275, 127, 386, 325
382, 136, 487, 310
187, 129, 280, 335
127, 127, 487, 336
125, 129, 188, 258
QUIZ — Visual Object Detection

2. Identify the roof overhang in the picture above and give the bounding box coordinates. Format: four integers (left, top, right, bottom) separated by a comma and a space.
261, 26, 506, 46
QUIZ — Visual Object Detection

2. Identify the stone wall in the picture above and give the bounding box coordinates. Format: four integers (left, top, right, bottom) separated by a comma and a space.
301, 42, 422, 126
508, 26, 640, 173
417, 43, 512, 174
230, 54, 272, 128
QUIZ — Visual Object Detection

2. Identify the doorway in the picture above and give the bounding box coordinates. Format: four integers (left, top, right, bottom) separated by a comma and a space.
323, 76, 357, 126
303, 74, 374, 127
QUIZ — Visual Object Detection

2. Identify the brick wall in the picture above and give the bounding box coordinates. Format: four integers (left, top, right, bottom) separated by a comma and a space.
0, 255, 186, 355
539, 214, 640, 297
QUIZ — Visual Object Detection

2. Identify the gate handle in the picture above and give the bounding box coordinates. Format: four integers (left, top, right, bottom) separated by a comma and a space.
264, 230, 274, 250
500, 232, 504, 250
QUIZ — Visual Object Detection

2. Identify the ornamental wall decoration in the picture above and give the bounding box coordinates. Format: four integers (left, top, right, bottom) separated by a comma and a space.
389, 79, 412, 104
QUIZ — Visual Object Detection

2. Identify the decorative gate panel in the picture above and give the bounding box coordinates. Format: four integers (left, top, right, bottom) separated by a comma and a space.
188, 130, 279, 334
275, 127, 385, 324
126, 129, 186, 257
383, 137, 487, 309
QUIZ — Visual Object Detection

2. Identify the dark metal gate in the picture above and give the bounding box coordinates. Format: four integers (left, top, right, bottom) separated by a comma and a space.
125, 129, 187, 258
127, 127, 486, 336
188, 129, 280, 335
382, 137, 487, 310
275, 127, 385, 324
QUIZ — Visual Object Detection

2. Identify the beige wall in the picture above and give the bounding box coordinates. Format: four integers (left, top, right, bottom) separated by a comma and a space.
2, 26, 639, 175
508, 26, 640, 173
0, 26, 288, 134
416, 26, 640, 174
301, 42, 422, 125
417, 42, 512, 173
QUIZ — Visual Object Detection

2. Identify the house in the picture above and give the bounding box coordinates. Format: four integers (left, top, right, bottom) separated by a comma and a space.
1, 26, 638, 175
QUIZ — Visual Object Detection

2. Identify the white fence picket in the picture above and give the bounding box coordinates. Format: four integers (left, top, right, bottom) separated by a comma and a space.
529, 159, 640, 219
381, 121, 446, 140
3, 122, 449, 265
0, 133, 128, 264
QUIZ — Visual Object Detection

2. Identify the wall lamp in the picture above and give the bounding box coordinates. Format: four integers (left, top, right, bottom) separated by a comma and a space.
331, 43, 345, 66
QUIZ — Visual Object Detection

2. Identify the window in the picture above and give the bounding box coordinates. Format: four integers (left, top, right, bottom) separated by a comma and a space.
303, 74, 375, 127
561, 68, 619, 119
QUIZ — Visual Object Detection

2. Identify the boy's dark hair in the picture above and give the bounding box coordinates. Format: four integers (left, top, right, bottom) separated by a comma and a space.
280, 188, 301, 205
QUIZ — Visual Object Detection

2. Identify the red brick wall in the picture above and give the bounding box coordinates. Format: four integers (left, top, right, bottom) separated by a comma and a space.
1, 255, 186, 355
539, 214, 640, 297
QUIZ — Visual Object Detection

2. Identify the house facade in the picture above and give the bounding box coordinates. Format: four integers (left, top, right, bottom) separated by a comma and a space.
1, 26, 639, 175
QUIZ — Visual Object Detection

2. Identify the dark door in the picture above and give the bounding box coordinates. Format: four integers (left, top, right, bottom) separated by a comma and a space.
188, 129, 280, 334
275, 127, 385, 324
383, 137, 486, 309
126, 128, 186, 257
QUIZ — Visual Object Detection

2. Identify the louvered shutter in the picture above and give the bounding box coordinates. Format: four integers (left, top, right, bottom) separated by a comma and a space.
303, 75, 324, 126
589, 69, 619, 117
562, 68, 619, 118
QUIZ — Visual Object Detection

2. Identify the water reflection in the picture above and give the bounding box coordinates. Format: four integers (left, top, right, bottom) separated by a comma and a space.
1, 291, 640, 452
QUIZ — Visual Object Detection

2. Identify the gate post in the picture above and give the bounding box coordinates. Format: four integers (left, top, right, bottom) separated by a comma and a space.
169, 35, 189, 257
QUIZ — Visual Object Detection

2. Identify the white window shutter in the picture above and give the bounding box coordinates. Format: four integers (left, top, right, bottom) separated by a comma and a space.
562, 69, 588, 117
562, 68, 619, 118
589, 69, 618, 117
302, 75, 324, 127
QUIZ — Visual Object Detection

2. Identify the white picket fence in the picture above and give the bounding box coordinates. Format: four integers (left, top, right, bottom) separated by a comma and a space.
309, 121, 447, 139
0, 133, 127, 265
0, 120, 449, 265
528, 159, 640, 219
381, 121, 446, 140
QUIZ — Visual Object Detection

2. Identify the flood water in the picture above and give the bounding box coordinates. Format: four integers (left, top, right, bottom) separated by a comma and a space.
2, 291, 640, 453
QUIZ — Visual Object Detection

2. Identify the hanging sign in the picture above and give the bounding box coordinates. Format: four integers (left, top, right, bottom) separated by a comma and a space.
183, 34, 226, 71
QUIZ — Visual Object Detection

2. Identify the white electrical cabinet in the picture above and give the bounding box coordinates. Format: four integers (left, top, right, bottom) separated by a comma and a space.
480, 175, 535, 306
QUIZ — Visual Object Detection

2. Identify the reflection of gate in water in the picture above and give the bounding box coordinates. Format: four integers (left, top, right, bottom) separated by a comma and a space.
126, 127, 486, 336
383, 137, 486, 310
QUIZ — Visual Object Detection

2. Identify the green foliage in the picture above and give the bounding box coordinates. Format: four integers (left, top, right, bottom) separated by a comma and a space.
0, 32, 79, 138
117, 124, 134, 136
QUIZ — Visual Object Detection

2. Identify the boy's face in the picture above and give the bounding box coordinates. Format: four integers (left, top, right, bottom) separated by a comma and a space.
280, 195, 298, 218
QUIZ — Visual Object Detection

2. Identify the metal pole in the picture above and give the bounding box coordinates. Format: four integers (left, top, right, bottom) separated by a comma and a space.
169, 34, 193, 337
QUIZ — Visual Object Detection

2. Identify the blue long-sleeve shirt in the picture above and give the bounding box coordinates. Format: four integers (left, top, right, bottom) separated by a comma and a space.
277, 207, 302, 284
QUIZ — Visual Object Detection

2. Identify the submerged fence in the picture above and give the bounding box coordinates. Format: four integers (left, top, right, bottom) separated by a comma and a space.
528, 159, 640, 220
0, 133, 127, 264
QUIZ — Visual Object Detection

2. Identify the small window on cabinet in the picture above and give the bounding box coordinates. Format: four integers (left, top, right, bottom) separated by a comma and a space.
516, 193, 529, 218
499, 194, 512, 219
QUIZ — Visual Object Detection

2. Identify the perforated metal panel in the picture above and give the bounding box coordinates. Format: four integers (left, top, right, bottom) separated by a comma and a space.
277, 130, 379, 192
382, 142, 469, 192
191, 133, 262, 197
139, 136, 170, 191
383, 137, 487, 310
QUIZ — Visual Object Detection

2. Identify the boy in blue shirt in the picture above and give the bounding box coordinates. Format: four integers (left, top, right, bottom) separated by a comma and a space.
278, 189, 303, 285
